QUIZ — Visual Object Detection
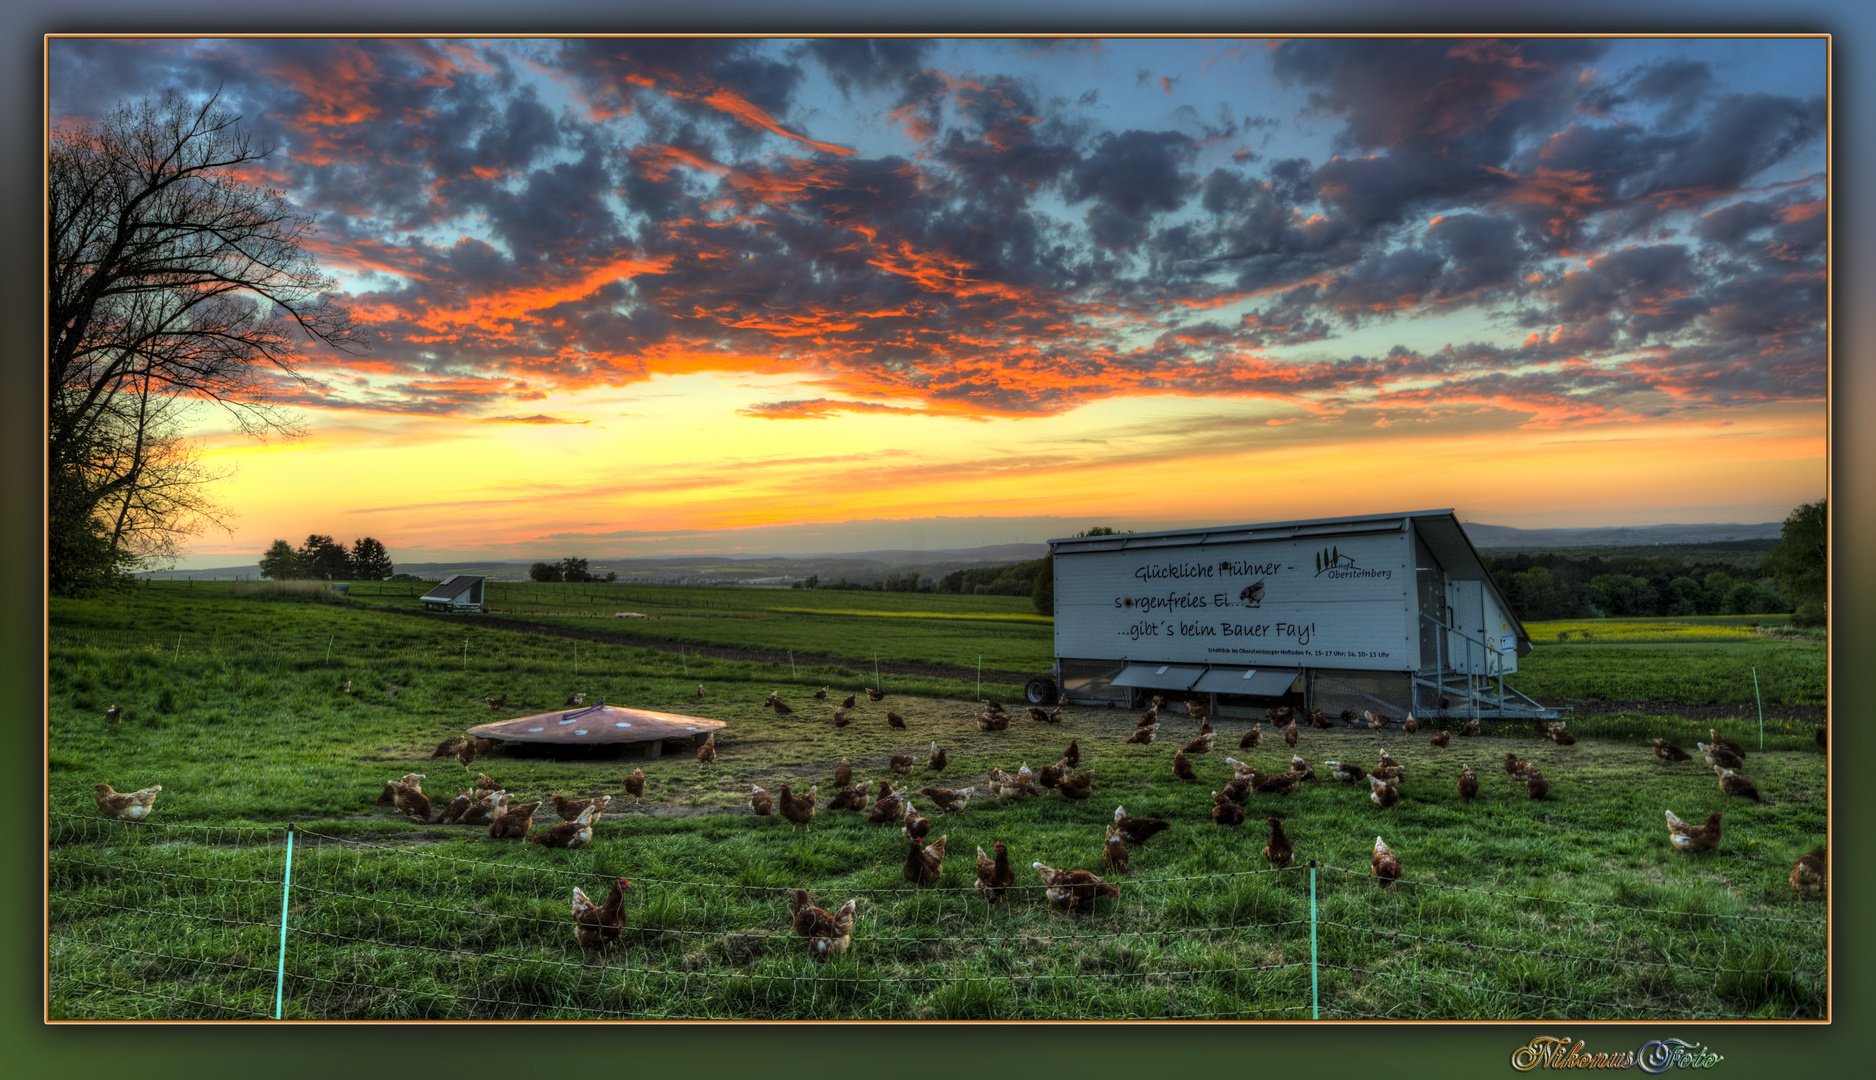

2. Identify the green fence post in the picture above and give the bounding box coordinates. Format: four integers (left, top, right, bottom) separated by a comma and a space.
325, 635, 334, 663
174, 635, 181, 662
1310, 859, 1319, 1020
874, 653, 880, 691
977, 656, 982, 700
789, 650, 796, 678
681, 647, 688, 676
575, 641, 579, 677
274, 825, 295, 1019
1752, 667, 1765, 750
463, 638, 468, 670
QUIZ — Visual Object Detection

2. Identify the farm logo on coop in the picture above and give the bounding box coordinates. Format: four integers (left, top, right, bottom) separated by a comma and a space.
1509, 1036, 1723, 1072
1312, 546, 1392, 580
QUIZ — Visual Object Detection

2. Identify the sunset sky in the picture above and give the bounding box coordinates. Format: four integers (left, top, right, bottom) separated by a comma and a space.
46, 36, 1828, 568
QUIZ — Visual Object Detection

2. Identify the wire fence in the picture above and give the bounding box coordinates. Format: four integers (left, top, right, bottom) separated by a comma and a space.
45, 812, 1827, 1021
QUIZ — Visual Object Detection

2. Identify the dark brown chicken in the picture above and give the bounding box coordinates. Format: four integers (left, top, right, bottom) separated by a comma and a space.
832, 707, 849, 728
1428, 731, 1451, 748
1240, 724, 1261, 750
1124, 725, 1156, 746
889, 753, 914, 775
867, 784, 906, 824
886, 711, 906, 729
695, 733, 717, 764
1665, 810, 1723, 853
917, 785, 972, 813
1102, 825, 1130, 875
547, 793, 612, 821
828, 782, 872, 812
793, 890, 857, 960
868, 688, 886, 702
1058, 770, 1094, 800
1372, 835, 1402, 887
1263, 816, 1294, 869
902, 800, 932, 840
1036, 762, 1065, 789
1172, 749, 1198, 782
488, 799, 540, 839
841, 694, 857, 709
437, 791, 471, 825
1457, 764, 1479, 803
1033, 862, 1119, 909
833, 758, 853, 787
902, 832, 946, 887
1112, 804, 1171, 846
1790, 846, 1826, 896
1717, 768, 1761, 803
926, 743, 948, 772
1182, 732, 1216, 755
1061, 737, 1080, 768
1282, 721, 1299, 748
1211, 791, 1246, 826
527, 805, 599, 849
1650, 738, 1692, 763
778, 783, 818, 829
975, 840, 1014, 902
750, 785, 773, 816
622, 768, 646, 802
1525, 768, 1550, 800
571, 878, 631, 951
1459, 718, 1480, 737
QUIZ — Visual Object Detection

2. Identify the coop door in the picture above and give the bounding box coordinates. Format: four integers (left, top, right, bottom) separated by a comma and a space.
1415, 532, 1446, 673
1447, 580, 1489, 674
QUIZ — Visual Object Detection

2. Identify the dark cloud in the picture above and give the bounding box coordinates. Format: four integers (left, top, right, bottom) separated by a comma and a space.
799, 39, 936, 98
1063, 129, 1198, 248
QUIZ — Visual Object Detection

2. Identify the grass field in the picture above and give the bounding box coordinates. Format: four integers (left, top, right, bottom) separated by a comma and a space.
45, 584, 1828, 1020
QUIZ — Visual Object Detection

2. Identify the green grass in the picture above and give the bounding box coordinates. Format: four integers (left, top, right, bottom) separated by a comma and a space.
46, 584, 1828, 1020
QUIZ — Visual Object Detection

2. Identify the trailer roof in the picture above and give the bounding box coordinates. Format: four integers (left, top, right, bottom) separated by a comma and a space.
421, 574, 483, 602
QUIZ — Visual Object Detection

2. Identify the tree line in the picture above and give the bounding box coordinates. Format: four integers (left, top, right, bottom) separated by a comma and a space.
1484, 501, 1825, 625
259, 536, 394, 581
528, 557, 617, 583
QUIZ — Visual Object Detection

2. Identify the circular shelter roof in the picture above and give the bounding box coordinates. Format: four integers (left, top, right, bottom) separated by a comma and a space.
468, 701, 726, 746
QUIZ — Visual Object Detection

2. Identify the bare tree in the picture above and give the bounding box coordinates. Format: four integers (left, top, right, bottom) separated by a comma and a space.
48, 89, 362, 590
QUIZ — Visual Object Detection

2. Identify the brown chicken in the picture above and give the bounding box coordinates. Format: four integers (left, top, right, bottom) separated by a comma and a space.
1326, 760, 1366, 784
1503, 752, 1532, 778
1102, 825, 1130, 875
93, 782, 162, 822
1059, 770, 1094, 800
437, 791, 471, 825
1211, 791, 1246, 826
750, 785, 773, 816
1367, 775, 1400, 809
1282, 721, 1300, 748
1047, 705, 1064, 723
778, 783, 818, 829
1650, 738, 1692, 763
459, 789, 502, 827
1699, 742, 1744, 770
1124, 725, 1156, 746
1402, 714, 1419, 735
1112, 804, 1171, 846
771, 697, 794, 716
621, 768, 646, 802
1061, 737, 1081, 768
430, 736, 466, 760
1255, 770, 1301, 797
1289, 756, 1316, 782
1525, 768, 1550, 800
1459, 718, 1480, 737
1240, 723, 1261, 750
868, 784, 906, 824
1182, 732, 1216, 755
793, 890, 858, 960
828, 782, 872, 812
1185, 699, 1209, 721
888, 753, 914, 776
832, 707, 849, 728
868, 688, 886, 703
1033, 863, 1119, 909
814, 686, 829, 700
840, 694, 857, 709
925, 742, 948, 772
886, 711, 906, 729
390, 775, 431, 822
1371, 835, 1402, 887
105, 705, 122, 723
1547, 726, 1577, 747
1221, 776, 1254, 803
547, 793, 612, 821
1428, 731, 1451, 748
975, 841, 1015, 902
902, 799, 932, 839
1790, 846, 1826, 897
696, 733, 717, 764
565, 693, 586, 707
909, 784, 967, 812
1717, 768, 1761, 803
527, 804, 599, 849
976, 711, 1012, 732
484, 694, 507, 709
1263, 816, 1294, 869
1709, 729, 1747, 760
902, 832, 946, 887
832, 758, 853, 787
1458, 763, 1479, 803
1138, 706, 1159, 726
1037, 763, 1065, 789
571, 878, 631, 951
488, 799, 540, 839
1173, 749, 1199, 782
1665, 809, 1724, 853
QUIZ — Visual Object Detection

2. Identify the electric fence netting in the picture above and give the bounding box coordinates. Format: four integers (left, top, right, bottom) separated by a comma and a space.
46, 814, 1824, 1021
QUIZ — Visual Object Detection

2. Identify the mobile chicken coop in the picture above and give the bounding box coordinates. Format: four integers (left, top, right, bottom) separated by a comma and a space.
1031, 510, 1557, 721
420, 574, 487, 613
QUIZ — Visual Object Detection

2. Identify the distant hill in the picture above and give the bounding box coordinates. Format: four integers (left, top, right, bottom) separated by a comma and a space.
1460, 521, 1783, 549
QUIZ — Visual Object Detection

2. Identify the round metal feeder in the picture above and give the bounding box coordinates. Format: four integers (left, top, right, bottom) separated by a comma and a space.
468, 700, 725, 758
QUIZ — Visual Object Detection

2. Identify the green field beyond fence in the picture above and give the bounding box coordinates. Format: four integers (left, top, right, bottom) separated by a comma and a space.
49, 812, 1825, 1021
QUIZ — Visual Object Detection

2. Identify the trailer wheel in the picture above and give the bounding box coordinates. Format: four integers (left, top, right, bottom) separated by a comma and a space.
1023, 676, 1058, 706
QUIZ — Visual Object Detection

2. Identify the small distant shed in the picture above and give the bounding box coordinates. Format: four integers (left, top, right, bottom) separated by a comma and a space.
421, 575, 486, 613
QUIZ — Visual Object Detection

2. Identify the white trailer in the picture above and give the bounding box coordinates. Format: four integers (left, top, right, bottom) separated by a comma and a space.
1031, 510, 1551, 720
